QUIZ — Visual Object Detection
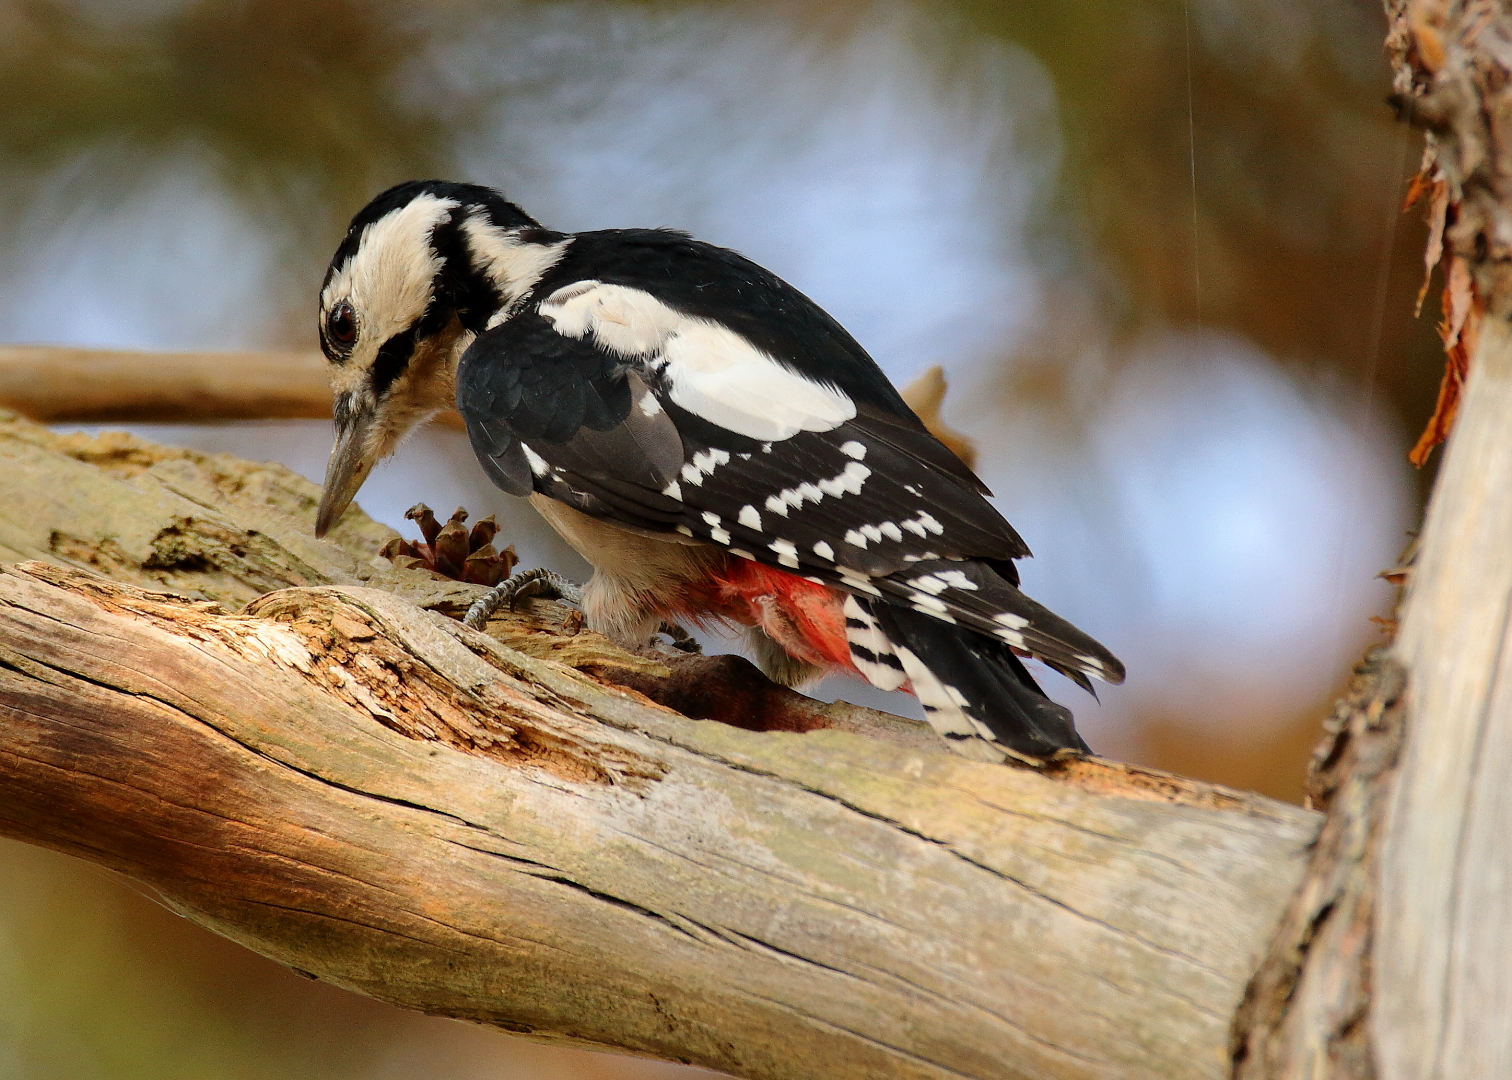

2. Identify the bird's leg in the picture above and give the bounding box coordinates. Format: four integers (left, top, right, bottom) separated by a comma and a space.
655, 622, 703, 654
463, 567, 583, 630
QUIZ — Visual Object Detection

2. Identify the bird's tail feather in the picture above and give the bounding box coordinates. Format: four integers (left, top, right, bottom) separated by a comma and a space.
851, 598, 1090, 761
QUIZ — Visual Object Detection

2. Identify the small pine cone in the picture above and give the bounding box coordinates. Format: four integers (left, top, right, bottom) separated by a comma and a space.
497, 543, 519, 579
404, 503, 442, 548
462, 544, 508, 587
432, 515, 471, 578
468, 514, 500, 552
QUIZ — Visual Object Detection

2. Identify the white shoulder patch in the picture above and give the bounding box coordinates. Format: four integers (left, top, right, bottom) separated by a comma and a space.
539, 280, 684, 356
660, 320, 855, 441
537, 281, 856, 442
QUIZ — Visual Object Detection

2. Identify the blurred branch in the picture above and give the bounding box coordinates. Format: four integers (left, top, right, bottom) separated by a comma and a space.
0, 344, 332, 423
0, 347, 965, 454
897, 364, 977, 469
0, 345, 465, 428
0, 410, 1320, 1080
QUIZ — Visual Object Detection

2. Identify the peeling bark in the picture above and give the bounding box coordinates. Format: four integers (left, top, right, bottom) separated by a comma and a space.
1223, 6, 1512, 1079
1229, 650, 1405, 1080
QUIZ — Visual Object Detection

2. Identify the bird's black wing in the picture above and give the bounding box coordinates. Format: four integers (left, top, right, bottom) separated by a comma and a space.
456, 308, 1024, 567
455, 247, 1123, 689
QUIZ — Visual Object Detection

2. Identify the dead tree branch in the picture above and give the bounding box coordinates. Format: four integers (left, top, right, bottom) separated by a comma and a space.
0, 349, 969, 463
0, 410, 1319, 1078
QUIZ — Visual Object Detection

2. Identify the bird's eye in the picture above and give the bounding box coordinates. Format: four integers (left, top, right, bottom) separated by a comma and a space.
327, 301, 358, 348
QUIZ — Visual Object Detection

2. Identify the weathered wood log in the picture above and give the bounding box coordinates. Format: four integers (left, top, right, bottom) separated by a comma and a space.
0, 409, 1320, 1078
0, 562, 1316, 1080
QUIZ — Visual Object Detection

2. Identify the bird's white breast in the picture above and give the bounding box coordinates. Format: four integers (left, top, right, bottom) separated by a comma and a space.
526, 493, 719, 644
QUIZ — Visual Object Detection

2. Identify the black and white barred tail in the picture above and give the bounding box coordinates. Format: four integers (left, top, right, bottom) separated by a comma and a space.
842, 594, 1090, 761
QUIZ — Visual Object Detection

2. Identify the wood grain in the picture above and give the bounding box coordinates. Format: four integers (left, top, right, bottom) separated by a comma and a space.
0, 563, 1318, 1080
1377, 315, 1512, 1080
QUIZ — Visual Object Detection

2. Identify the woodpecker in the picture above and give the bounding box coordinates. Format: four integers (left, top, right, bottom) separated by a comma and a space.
314, 179, 1124, 762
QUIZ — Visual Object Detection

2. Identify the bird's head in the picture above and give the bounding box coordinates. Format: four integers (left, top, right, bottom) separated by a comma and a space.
314, 179, 561, 536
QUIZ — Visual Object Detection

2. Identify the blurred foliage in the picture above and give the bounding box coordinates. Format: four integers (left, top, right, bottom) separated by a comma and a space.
0, 0, 1446, 447
0, 0, 450, 252
0, 839, 397, 1080
960, 0, 1442, 466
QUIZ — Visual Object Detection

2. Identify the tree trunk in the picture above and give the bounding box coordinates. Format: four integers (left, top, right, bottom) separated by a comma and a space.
1232, 4, 1512, 1078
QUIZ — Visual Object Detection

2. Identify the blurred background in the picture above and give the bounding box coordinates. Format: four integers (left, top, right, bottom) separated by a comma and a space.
0, 0, 1438, 1076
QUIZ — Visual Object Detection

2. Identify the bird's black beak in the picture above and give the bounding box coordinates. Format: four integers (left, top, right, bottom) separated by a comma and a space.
315, 409, 380, 538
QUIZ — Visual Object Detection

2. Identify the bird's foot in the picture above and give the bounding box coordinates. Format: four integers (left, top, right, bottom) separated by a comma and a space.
463, 567, 584, 631
656, 621, 703, 654
379, 503, 517, 586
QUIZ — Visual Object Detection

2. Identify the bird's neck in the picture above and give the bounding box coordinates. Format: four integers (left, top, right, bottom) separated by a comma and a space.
457, 217, 572, 323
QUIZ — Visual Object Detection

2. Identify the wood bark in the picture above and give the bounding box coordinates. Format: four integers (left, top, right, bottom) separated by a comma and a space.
1230, 5, 1512, 1078
1229, 649, 1405, 1080
1374, 4, 1512, 1079
0, 409, 1321, 1078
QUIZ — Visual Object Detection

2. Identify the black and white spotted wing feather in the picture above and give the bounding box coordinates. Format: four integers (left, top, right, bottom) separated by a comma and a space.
456, 229, 1123, 757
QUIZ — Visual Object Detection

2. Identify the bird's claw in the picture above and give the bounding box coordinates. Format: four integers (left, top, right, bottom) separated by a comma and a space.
656, 621, 702, 654
463, 567, 583, 630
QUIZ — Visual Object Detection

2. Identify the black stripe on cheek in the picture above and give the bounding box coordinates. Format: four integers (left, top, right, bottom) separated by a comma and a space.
370, 326, 419, 399
432, 210, 503, 333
